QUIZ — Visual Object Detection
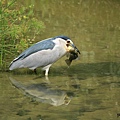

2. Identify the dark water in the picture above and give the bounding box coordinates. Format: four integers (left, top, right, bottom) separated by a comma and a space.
0, 0, 120, 120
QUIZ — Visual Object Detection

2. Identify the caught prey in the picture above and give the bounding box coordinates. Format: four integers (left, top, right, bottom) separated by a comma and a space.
65, 49, 80, 66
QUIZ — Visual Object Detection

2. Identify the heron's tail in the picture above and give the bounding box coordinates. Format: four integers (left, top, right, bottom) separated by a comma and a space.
9, 61, 14, 70
9, 60, 23, 70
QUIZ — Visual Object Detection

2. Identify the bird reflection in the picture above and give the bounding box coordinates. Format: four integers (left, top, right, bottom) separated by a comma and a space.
9, 77, 72, 106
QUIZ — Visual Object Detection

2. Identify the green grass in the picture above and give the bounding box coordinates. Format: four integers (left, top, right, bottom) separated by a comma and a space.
0, 0, 45, 70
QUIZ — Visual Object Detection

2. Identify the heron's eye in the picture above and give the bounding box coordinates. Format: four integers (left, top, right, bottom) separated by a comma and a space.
67, 40, 70, 43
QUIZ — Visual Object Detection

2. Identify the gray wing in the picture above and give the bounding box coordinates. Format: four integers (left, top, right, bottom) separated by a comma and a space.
13, 38, 55, 62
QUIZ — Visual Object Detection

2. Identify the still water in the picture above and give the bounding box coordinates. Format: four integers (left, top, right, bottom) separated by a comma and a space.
0, 0, 120, 120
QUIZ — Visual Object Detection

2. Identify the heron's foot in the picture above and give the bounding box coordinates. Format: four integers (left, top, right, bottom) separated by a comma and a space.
45, 75, 50, 83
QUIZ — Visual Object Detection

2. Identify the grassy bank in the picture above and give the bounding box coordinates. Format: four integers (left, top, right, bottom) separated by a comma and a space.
0, 0, 45, 71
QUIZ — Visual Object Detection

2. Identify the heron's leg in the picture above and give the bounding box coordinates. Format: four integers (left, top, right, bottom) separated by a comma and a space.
42, 64, 52, 76
34, 69, 37, 74
45, 67, 49, 76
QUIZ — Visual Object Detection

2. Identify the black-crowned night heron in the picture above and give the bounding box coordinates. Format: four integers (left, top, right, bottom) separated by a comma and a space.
9, 36, 80, 76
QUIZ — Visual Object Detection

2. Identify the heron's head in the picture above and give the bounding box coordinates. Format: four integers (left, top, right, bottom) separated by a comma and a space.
55, 36, 80, 54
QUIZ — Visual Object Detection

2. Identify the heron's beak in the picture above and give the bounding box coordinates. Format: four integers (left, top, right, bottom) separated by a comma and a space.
71, 44, 80, 54
66, 42, 80, 54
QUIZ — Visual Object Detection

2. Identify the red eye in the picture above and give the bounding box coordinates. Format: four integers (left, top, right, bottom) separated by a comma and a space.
67, 40, 70, 43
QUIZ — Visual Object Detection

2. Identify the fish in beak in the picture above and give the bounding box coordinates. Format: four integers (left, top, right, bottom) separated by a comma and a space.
65, 44, 80, 66
71, 44, 80, 54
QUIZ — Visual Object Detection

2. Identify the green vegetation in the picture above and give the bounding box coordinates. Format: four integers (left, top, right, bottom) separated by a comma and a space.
0, 0, 45, 70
